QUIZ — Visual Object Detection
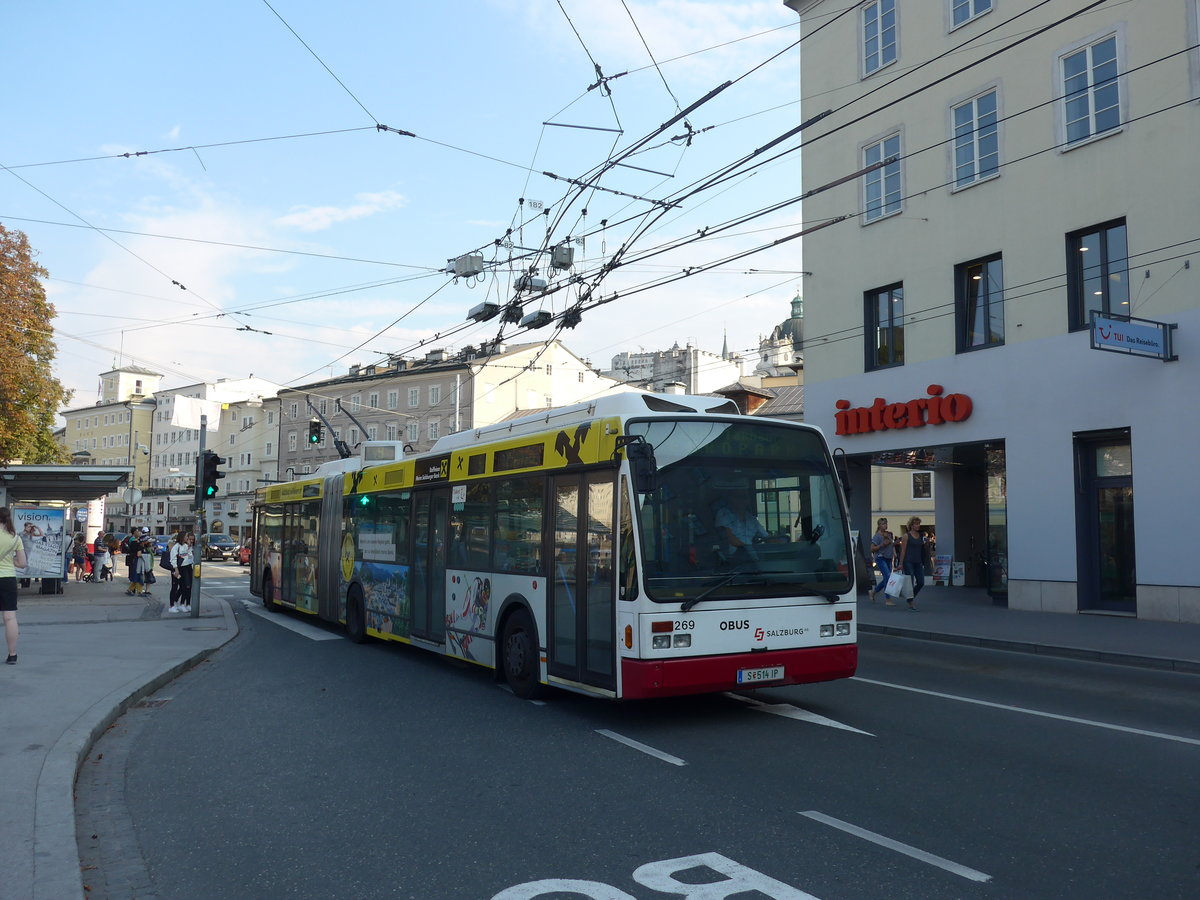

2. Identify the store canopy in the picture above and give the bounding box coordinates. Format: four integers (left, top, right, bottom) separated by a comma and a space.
0, 465, 134, 503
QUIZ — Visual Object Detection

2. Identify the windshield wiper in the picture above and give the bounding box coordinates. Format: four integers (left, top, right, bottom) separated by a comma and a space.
795, 584, 842, 603
680, 570, 751, 612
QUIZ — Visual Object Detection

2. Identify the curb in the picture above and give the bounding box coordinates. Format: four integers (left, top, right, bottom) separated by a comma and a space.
858, 623, 1200, 675
33, 600, 240, 900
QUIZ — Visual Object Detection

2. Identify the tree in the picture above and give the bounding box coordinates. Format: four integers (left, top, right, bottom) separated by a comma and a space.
0, 223, 72, 465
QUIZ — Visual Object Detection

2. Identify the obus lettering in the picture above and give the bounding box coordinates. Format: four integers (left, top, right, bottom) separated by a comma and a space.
492, 852, 818, 899
720, 620, 750, 631
834, 384, 973, 436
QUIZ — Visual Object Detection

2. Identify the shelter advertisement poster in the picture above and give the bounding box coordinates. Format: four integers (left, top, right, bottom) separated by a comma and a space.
14, 507, 67, 579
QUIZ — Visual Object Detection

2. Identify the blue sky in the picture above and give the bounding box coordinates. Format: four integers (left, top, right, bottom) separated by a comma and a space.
3, 1, 811, 410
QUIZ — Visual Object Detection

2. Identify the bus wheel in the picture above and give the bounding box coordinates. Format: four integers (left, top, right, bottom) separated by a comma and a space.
501, 608, 543, 699
345, 587, 367, 644
263, 571, 279, 612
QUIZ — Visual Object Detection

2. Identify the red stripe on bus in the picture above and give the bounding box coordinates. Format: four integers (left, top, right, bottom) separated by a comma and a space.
620, 645, 858, 700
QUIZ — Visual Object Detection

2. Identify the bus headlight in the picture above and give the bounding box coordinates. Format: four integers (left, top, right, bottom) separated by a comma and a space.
672, 634, 691, 648
836, 623, 851, 636
652, 635, 671, 649
820, 624, 834, 638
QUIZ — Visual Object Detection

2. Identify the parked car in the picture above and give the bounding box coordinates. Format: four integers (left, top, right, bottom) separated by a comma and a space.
201, 533, 238, 561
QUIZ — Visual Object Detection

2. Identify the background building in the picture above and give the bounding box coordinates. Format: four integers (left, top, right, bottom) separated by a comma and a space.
786, 0, 1198, 621
59, 365, 161, 537
276, 341, 624, 480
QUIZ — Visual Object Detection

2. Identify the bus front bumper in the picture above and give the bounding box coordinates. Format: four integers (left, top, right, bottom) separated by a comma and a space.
619, 644, 858, 699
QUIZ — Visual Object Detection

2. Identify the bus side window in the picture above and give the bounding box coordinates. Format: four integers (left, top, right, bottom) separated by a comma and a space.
619, 476, 638, 601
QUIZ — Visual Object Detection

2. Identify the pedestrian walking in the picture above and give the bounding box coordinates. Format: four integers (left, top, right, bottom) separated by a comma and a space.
1, 508, 29, 664
869, 518, 894, 603
170, 532, 196, 613
70, 534, 88, 581
92, 531, 112, 583
137, 529, 157, 597
899, 516, 928, 610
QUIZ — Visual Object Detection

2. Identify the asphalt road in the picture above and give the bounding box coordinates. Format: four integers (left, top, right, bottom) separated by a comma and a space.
77, 569, 1200, 899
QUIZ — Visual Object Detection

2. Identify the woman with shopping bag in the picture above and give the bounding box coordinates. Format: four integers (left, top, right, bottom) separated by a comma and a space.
898, 516, 928, 610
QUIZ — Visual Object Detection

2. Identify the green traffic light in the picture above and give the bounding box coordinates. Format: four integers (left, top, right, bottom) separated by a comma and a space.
359, 494, 370, 506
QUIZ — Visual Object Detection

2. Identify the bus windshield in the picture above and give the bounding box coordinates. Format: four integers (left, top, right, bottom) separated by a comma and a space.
626, 418, 851, 603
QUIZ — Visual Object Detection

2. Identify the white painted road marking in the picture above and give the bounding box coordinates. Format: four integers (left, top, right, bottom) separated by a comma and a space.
724, 693, 874, 736
237, 599, 341, 641
596, 729, 687, 766
800, 810, 992, 883
853, 676, 1200, 747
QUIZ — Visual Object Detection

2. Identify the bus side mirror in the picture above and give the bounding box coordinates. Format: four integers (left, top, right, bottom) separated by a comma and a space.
622, 440, 658, 495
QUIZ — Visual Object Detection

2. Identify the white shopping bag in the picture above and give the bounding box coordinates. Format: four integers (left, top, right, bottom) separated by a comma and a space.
885, 570, 913, 599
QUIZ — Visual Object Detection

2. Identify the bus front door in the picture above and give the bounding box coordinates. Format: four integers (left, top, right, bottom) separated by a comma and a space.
549, 473, 616, 691
411, 488, 449, 644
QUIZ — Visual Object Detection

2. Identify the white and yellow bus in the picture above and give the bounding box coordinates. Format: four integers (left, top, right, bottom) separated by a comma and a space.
250, 392, 857, 699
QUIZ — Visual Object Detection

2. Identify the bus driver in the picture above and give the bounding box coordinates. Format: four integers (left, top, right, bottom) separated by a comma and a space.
716, 494, 769, 562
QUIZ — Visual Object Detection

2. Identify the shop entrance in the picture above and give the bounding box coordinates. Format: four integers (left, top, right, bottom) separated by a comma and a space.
1075, 429, 1136, 613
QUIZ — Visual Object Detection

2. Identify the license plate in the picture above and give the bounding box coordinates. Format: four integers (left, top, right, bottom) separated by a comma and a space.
736, 665, 785, 684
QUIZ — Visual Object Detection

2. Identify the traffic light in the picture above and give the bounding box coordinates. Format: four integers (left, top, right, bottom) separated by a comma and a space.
200, 450, 226, 499
308, 419, 323, 444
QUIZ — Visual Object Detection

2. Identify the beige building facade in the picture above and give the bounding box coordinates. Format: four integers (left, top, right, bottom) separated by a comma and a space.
786, 0, 1199, 621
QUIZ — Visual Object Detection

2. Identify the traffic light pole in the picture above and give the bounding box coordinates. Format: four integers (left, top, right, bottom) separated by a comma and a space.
191, 415, 206, 619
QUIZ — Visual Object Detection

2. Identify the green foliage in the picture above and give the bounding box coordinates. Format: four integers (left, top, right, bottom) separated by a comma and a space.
0, 224, 72, 465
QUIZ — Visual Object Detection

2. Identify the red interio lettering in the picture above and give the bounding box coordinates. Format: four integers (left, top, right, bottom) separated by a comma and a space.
835, 385, 972, 435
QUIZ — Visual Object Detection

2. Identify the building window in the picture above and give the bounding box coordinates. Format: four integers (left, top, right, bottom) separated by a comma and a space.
1067, 219, 1128, 331
428, 420, 440, 441
865, 283, 904, 370
368, 425, 378, 441
912, 472, 932, 500
952, 90, 998, 188
266, 442, 273, 457
289, 402, 298, 419
288, 433, 297, 452
862, 0, 897, 76
429, 385, 441, 406
318, 399, 327, 415
956, 255, 1004, 352
349, 427, 359, 445
408, 388, 420, 409
863, 133, 902, 222
951, 0, 990, 29
351, 394, 361, 413
387, 390, 398, 410
368, 392, 379, 410
1061, 35, 1121, 146
386, 424, 397, 441
407, 422, 420, 443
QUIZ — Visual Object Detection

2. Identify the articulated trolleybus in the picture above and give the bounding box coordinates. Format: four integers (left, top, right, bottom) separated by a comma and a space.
250, 392, 857, 699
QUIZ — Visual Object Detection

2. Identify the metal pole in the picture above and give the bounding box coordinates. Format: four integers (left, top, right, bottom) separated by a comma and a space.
192, 415, 205, 618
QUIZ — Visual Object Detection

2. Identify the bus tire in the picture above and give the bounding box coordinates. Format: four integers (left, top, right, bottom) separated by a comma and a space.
500, 607, 543, 699
345, 586, 367, 644
263, 570, 279, 612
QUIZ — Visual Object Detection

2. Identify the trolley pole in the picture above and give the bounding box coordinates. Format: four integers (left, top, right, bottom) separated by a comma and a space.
191, 416, 206, 619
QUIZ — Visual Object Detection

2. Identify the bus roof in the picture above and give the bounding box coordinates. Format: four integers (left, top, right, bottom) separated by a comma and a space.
431, 391, 741, 452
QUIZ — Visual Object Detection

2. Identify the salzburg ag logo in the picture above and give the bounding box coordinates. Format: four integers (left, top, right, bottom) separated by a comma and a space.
754, 627, 765, 641
835, 384, 973, 436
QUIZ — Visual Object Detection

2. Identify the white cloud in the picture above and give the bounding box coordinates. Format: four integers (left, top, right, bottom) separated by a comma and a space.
275, 190, 408, 232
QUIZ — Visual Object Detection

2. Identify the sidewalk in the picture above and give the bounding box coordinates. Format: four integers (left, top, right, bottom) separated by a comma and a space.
1, 573, 239, 900
3, 576, 1199, 900
857, 583, 1200, 673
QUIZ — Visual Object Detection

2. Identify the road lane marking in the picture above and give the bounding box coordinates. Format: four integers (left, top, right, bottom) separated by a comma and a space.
800, 810, 992, 883
853, 676, 1200, 747
596, 729, 686, 766
237, 599, 341, 641
724, 693, 874, 736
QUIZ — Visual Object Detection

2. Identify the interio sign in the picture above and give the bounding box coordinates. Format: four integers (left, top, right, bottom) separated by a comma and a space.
835, 384, 973, 436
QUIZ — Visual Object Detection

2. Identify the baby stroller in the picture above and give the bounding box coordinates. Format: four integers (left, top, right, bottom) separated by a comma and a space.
81, 553, 97, 583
